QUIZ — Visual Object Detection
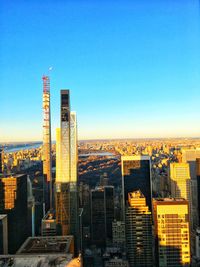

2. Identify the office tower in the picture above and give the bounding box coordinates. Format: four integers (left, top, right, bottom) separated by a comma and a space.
153, 198, 190, 267
56, 90, 78, 248
126, 190, 153, 267
121, 155, 152, 216
182, 149, 200, 179
182, 149, 200, 227
112, 220, 126, 248
170, 163, 191, 201
91, 186, 114, 247
0, 215, 8, 254
0, 174, 28, 253
42, 75, 52, 209
41, 210, 56, 236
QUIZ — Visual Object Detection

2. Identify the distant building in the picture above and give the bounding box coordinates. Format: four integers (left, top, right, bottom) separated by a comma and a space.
153, 198, 190, 267
182, 149, 200, 228
0, 174, 28, 253
121, 155, 152, 216
112, 220, 126, 248
41, 210, 56, 236
126, 190, 153, 267
0, 215, 8, 254
91, 186, 114, 247
17, 236, 74, 256
0, 236, 75, 267
170, 163, 192, 228
170, 163, 191, 200
105, 257, 129, 267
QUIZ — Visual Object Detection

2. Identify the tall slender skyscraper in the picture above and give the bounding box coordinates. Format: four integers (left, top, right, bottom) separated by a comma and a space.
42, 76, 52, 209
56, 90, 71, 235
56, 90, 78, 246
121, 155, 152, 217
69, 111, 78, 241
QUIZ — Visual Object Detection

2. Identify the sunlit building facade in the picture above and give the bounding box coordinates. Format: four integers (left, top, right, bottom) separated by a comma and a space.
170, 163, 191, 201
126, 190, 153, 267
182, 148, 200, 229
153, 198, 190, 267
56, 90, 78, 250
56, 90, 71, 235
42, 75, 52, 209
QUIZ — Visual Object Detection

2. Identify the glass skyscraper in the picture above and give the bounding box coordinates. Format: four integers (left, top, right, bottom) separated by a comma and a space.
121, 155, 152, 214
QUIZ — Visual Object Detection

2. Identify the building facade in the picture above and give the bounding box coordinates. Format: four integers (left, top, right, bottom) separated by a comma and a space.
126, 190, 153, 267
0, 174, 28, 253
153, 198, 190, 267
91, 186, 114, 247
121, 155, 152, 215
42, 75, 52, 210
55, 90, 79, 251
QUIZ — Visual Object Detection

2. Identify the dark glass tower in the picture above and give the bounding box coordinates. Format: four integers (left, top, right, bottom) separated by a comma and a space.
91, 186, 114, 247
0, 174, 28, 253
121, 156, 152, 213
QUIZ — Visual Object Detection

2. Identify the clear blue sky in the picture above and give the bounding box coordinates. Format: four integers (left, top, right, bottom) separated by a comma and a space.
0, 0, 200, 142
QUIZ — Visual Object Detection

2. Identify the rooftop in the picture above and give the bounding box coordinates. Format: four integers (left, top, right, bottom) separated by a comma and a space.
0, 255, 73, 267
17, 236, 74, 255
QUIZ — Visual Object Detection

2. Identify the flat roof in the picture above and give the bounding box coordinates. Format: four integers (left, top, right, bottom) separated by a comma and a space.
121, 155, 150, 161
0, 214, 7, 220
0, 255, 72, 267
153, 198, 188, 204
17, 236, 73, 255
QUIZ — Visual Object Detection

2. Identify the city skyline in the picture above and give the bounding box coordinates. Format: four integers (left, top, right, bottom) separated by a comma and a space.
1, 0, 200, 142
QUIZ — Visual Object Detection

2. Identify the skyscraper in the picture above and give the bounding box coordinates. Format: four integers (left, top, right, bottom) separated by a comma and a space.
125, 190, 153, 267
182, 148, 200, 229
121, 155, 152, 216
69, 112, 79, 240
170, 163, 191, 201
91, 186, 114, 247
42, 75, 52, 209
153, 198, 190, 267
0, 174, 28, 253
56, 90, 78, 248
0, 215, 8, 254
56, 90, 71, 235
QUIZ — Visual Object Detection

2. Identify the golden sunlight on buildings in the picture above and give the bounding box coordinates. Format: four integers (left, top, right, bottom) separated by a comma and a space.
153, 198, 190, 267
1, 177, 17, 209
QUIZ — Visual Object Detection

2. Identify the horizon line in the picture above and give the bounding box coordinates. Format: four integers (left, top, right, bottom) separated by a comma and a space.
1, 136, 200, 144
